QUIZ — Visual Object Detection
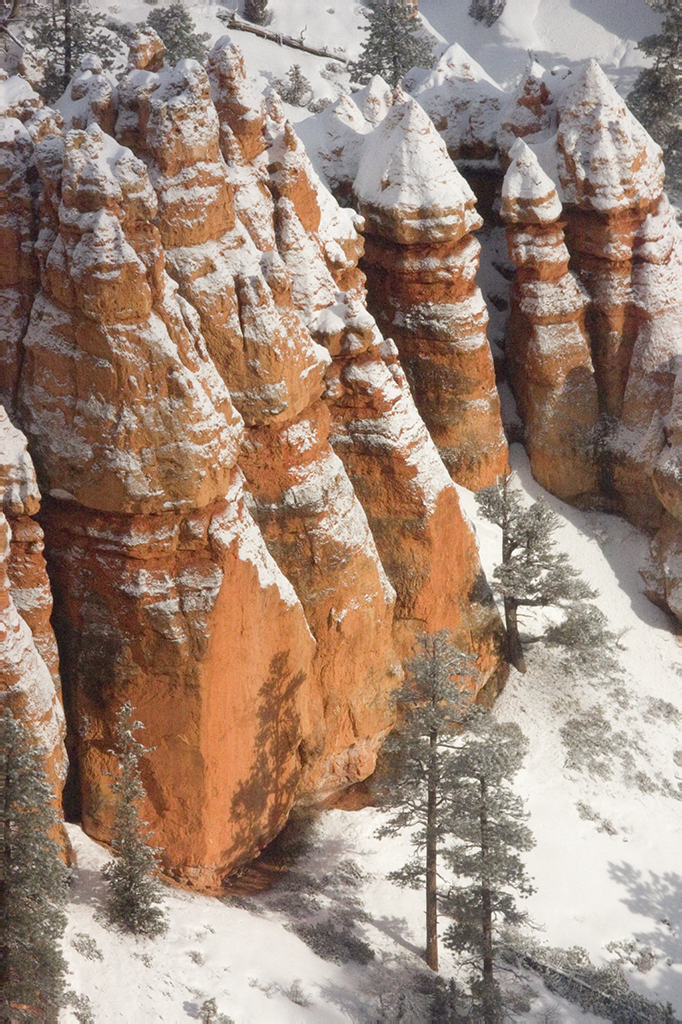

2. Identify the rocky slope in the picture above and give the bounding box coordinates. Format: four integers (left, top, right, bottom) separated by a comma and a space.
308, 57, 682, 628
0, 39, 505, 884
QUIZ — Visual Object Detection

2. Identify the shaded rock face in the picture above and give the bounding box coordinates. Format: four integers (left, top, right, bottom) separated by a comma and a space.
0, 408, 67, 803
501, 138, 599, 501
354, 94, 508, 489
1, 42, 507, 884
500, 59, 682, 622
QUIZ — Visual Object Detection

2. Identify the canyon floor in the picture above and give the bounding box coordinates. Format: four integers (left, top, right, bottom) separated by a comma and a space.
60, 445, 682, 1022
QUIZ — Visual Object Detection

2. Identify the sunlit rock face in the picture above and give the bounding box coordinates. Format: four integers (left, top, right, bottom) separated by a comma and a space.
0, 41, 508, 884
501, 139, 599, 502
353, 94, 508, 490
0, 408, 67, 806
12, 112, 318, 885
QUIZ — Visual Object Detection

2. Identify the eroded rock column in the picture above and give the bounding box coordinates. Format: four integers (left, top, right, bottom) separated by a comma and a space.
354, 94, 508, 489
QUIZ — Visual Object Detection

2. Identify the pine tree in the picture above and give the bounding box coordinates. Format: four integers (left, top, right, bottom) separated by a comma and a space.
1, 708, 69, 1022
27, 0, 119, 103
145, 3, 210, 67
475, 474, 617, 674
442, 710, 534, 1024
628, 0, 682, 199
468, 0, 507, 27
375, 630, 477, 971
103, 703, 167, 937
350, 0, 434, 88
243, 0, 269, 26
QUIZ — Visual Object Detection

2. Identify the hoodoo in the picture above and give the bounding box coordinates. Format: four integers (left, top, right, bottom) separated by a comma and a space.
354, 93, 508, 489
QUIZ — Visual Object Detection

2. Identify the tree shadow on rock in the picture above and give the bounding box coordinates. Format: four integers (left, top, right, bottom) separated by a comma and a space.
226, 652, 307, 870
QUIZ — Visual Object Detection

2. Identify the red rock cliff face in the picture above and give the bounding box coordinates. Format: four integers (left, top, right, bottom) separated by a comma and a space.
111, 50, 399, 800
354, 94, 508, 490
14, 116, 318, 884
262, 92, 505, 680
0, 42, 507, 884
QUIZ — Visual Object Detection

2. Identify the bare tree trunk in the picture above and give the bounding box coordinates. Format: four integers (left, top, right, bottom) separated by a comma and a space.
63, 0, 72, 92
503, 596, 526, 673
425, 727, 438, 971
479, 777, 498, 1023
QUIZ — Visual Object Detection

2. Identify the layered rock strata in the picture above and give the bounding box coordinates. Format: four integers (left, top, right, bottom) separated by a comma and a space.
263, 90, 504, 676
501, 138, 599, 501
354, 94, 508, 489
0, 40, 510, 884
112, 50, 398, 799
15, 116, 320, 883
500, 58, 682, 620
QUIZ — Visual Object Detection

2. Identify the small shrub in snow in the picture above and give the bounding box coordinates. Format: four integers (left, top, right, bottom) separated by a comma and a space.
308, 97, 332, 113
70, 932, 104, 962
273, 64, 313, 107
198, 997, 234, 1024
295, 921, 375, 965
188, 949, 204, 965
468, 0, 506, 27
284, 978, 311, 1007
68, 992, 96, 1024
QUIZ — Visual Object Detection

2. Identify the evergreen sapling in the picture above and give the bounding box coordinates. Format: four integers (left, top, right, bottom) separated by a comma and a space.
103, 703, 167, 937
475, 474, 619, 674
628, 0, 682, 200
27, 0, 119, 102
1, 708, 69, 1022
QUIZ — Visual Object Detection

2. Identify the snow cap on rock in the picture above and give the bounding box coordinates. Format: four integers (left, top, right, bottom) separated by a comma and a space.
557, 59, 664, 212
353, 94, 481, 244
353, 74, 394, 126
501, 138, 562, 224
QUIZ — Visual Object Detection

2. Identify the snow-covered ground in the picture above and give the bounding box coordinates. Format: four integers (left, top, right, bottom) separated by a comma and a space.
90, 0, 661, 121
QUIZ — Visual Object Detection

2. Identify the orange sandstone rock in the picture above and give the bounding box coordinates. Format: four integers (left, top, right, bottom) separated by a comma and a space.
501, 138, 599, 502
15, 118, 319, 884
354, 94, 507, 488
113, 56, 399, 800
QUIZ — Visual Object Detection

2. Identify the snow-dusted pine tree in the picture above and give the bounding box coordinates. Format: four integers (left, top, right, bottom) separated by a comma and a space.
28, 0, 117, 102
244, 0, 269, 26
1, 708, 69, 1022
103, 703, 167, 937
442, 710, 534, 1023
146, 3, 210, 66
628, 0, 682, 198
475, 474, 617, 674
375, 630, 477, 971
468, 0, 507, 27
351, 0, 434, 88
